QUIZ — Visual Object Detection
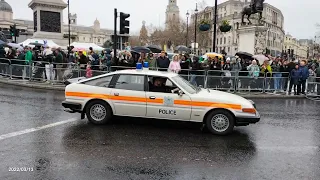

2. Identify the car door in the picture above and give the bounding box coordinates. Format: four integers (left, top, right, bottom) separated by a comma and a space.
109, 74, 147, 117
145, 76, 192, 121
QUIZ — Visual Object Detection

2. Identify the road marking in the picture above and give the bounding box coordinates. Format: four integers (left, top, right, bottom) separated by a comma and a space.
0, 118, 78, 141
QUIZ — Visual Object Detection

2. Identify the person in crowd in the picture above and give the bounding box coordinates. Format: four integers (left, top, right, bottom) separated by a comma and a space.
77, 51, 87, 69
271, 58, 283, 93
54, 49, 64, 81
260, 59, 272, 90
0, 45, 6, 74
281, 60, 291, 92
145, 53, 156, 69
221, 57, 232, 90
190, 56, 202, 86
298, 60, 309, 95
24, 46, 33, 80
291, 64, 302, 95
247, 60, 260, 89
86, 61, 92, 78
156, 51, 170, 71
6, 47, 15, 59
208, 56, 222, 89
287, 60, 296, 94
138, 52, 146, 64
308, 64, 317, 94
179, 54, 190, 75
230, 57, 242, 91
168, 55, 181, 73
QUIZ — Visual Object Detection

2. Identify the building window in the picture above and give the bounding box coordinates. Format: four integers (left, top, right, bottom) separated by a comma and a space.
224, 13, 226, 17
228, 47, 230, 53
224, 37, 226, 44
220, 38, 222, 44
98, 38, 100, 43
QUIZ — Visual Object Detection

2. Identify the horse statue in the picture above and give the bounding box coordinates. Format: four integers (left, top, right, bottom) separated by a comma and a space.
241, 0, 265, 25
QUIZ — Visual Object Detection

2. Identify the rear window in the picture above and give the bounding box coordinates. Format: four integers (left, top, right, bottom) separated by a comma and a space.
83, 76, 113, 87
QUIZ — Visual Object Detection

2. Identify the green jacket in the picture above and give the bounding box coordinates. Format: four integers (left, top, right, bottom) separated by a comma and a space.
55, 53, 63, 63
25, 50, 33, 64
145, 57, 156, 68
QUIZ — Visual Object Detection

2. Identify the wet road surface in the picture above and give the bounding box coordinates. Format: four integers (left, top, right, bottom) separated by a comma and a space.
0, 85, 320, 180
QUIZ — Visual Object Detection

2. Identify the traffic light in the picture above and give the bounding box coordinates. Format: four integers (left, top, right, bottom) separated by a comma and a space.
119, 12, 130, 34
15, 28, 19, 37
9, 25, 15, 36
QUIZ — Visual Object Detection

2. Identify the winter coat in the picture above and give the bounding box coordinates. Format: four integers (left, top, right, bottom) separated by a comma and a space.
25, 50, 33, 65
299, 66, 309, 81
247, 64, 260, 77
291, 69, 302, 84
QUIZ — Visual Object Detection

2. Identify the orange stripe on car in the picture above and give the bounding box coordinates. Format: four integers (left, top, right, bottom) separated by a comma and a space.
65, 92, 242, 110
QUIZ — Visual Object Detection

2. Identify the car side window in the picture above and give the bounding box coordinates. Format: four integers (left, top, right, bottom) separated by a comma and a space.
114, 75, 145, 91
83, 76, 113, 87
148, 76, 178, 93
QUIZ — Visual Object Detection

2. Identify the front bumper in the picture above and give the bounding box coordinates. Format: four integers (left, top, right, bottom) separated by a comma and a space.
235, 111, 260, 126
62, 101, 82, 113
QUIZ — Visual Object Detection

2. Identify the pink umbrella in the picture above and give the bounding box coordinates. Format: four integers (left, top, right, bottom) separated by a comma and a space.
72, 47, 85, 52
253, 54, 269, 64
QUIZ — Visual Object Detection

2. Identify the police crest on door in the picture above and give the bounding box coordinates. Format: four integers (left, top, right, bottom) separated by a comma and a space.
163, 96, 174, 106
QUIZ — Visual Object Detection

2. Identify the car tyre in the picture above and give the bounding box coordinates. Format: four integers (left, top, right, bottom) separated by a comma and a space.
205, 109, 235, 135
85, 100, 112, 125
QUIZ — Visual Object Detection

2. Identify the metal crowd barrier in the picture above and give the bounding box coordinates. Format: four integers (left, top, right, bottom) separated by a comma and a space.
0, 58, 319, 95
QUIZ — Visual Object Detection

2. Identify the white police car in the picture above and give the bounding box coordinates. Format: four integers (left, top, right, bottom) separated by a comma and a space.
62, 66, 260, 135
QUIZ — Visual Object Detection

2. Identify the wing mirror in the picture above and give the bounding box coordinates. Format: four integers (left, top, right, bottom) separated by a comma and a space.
172, 88, 184, 96
178, 90, 184, 96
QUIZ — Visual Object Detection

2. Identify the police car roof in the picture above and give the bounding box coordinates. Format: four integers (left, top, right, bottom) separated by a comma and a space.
112, 69, 178, 78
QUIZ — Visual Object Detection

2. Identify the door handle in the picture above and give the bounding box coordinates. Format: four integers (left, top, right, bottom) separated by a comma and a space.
114, 93, 119, 96
149, 96, 156, 99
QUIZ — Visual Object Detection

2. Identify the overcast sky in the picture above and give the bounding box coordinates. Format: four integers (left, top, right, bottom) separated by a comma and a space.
9, 0, 320, 39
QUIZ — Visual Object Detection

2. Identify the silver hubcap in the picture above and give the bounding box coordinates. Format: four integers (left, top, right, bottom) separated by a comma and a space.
90, 104, 107, 121
211, 114, 230, 132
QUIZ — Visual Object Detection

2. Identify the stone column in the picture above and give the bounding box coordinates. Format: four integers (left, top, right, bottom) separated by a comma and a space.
237, 25, 268, 55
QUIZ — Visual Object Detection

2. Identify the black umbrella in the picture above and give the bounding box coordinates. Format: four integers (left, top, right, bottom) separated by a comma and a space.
146, 45, 162, 53
175, 45, 190, 53
29, 42, 43, 46
131, 46, 151, 53
235, 51, 253, 59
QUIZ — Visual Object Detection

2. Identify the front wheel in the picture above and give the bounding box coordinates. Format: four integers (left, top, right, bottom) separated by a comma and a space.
205, 110, 235, 135
85, 100, 112, 125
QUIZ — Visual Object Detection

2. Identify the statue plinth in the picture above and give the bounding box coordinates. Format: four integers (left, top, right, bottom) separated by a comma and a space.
28, 0, 68, 46
237, 25, 268, 55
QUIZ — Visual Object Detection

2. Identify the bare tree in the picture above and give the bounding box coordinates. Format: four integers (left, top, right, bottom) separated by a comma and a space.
128, 36, 140, 47
149, 18, 188, 48
139, 21, 149, 46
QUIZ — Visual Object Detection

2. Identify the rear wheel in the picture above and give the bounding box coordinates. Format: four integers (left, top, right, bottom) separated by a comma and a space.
85, 100, 112, 125
205, 109, 235, 135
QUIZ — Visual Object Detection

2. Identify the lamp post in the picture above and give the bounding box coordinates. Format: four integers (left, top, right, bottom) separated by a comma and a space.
186, 11, 190, 47
212, 0, 218, 53
67, 0, 71, 52
194, 3, 198, 55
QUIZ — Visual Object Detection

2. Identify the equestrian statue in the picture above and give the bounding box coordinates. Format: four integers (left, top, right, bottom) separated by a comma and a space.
241, 0, 265, 25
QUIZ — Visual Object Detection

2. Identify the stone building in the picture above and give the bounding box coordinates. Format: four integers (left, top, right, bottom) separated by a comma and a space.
0, 0, 128, 47
191, 0, 285, 56
165, 0, 180, 29
283, 34, 310, 59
